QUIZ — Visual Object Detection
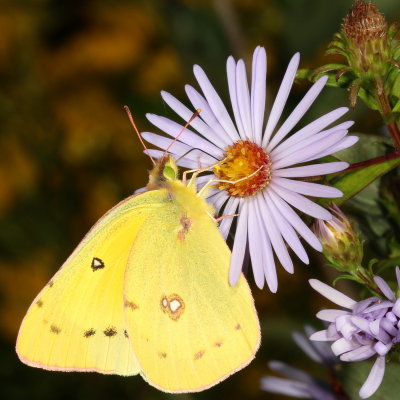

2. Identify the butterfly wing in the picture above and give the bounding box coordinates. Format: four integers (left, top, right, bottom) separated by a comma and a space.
124, 183, 260, 392
16, 190, 167, 375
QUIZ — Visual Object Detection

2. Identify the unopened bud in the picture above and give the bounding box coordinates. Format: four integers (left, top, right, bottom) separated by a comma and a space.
313, 204, 363, 271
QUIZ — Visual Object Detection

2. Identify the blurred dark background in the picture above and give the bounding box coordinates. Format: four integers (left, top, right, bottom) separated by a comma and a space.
1, 1, 399, 399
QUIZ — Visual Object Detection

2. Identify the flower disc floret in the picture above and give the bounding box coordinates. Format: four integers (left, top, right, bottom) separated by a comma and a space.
214, 140, 272, 198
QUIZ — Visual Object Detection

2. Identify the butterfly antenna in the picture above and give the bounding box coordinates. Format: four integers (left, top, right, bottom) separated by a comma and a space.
175, 147, 218, 164
160, 109, 201, 164
124, 105, 156, 166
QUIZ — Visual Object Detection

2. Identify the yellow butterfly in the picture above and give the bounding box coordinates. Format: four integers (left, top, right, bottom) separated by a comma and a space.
16, 155, 260, 393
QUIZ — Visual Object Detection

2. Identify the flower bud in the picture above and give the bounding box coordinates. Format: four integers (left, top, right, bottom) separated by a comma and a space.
312, 0, 400, 110
341, 1, 390, 77
342, 0, 387, 45
313, 204, 363, 271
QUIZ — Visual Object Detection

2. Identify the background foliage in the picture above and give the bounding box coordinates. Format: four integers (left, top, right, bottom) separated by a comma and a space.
0, 1, 399, 399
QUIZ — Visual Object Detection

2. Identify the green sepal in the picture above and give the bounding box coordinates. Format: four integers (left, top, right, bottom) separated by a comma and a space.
368, 258, 379, 275
332, 274, 363, 286
313, 63, 349, 77
357, 86, 380, 110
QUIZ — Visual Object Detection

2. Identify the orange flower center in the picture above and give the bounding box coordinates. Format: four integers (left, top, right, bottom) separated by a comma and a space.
213, 140, 272, 198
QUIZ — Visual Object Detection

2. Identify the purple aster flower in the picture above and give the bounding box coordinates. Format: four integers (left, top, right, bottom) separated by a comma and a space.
261, 326, 341, 400
143, 46, 358, 291
310, 267, 400, 398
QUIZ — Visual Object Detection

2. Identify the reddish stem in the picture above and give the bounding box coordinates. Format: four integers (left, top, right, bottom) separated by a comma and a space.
388, 121, 400, 151
338, 150, 400, 175
307, 151, 400, 182
374, 78, 400, 150
328, 367, 351, 400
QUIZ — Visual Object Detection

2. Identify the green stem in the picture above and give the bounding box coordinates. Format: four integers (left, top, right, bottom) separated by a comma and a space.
355, 269, 384, 297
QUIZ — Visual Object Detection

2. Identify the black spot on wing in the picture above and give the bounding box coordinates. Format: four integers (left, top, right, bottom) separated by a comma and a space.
50, 325, 61, 334
84, 328, 96, 338
194, 350, 204, 360
91, 257, 105, 271
104, 326, 117, 337
36, 299, 43, 308
124, 300, 138, 310
124, 330, 129, 338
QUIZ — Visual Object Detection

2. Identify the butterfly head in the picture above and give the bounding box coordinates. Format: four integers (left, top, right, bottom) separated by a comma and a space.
146, 156, 179, 190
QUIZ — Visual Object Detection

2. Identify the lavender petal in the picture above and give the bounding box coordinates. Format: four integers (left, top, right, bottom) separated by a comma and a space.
359, 356, 386, 399
262, 53, 300, 147
309, 279, 357, 309
261, 376, 311, 398
317, 309, 349, 322
250, 46, 266, 144
374, 276, 396, 301
340, 344, 376, 362
267, 76, 328, 152
193, 64, 240, 141
274, 162, 349, 178
228, 202, 248, 286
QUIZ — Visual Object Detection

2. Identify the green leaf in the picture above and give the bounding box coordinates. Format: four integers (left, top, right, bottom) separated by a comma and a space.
321, 134, 399, 205
392, 99, 400, 113
338, 360, 400, 400
328, 156, 400, 205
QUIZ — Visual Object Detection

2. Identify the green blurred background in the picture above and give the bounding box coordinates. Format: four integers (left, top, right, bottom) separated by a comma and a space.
1, 1, 399, 399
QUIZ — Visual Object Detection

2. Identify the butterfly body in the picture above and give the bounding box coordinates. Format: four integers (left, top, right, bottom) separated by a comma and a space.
16, 158, 260, 392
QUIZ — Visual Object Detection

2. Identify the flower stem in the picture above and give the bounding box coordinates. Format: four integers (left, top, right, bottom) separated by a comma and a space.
388, 121, 400, 151
307, 151, 400, 182
328, 367, 351, 400
356, 269, 384, 297
338, 150, 400, 175
375, 78, 400, 150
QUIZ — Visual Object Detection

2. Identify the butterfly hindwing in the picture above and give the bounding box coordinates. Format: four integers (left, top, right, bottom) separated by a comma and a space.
16, 190, 167, 375
124, 181, 261, 392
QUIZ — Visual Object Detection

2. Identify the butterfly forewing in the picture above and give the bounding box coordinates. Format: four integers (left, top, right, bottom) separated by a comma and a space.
16, 191, 167, 375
